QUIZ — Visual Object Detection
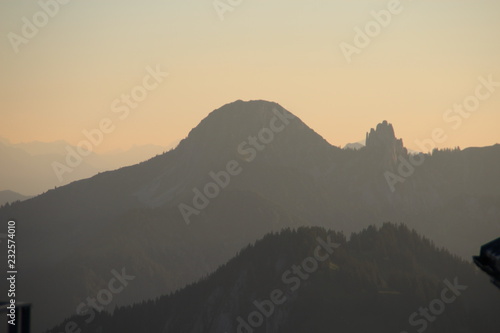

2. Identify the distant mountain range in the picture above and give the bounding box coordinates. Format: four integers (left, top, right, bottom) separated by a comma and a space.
1, 100, 499, 332
48, 224, 500, 333
0, 138, 177, 195
343, 141, 365, 150
0, 190, 32, 206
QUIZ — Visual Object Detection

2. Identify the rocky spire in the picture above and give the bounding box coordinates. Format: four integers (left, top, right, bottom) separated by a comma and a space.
365, 120, 407, 164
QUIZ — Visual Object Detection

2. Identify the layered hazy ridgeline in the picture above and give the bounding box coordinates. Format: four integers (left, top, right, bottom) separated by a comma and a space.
0, 101, 499, 332
1, 1, 499, 332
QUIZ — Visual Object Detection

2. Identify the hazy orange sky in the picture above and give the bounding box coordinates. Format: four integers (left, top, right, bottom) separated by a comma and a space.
1, 0, 499, 153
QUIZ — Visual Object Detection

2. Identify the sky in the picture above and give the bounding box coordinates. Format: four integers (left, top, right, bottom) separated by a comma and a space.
1, 0, 499, 153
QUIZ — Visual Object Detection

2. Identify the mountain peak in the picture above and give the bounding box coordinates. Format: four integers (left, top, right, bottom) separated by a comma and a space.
366, 120, 395, 147
206, 99, 290, 120
178, 100, 330, 154
365, 120, 407, 162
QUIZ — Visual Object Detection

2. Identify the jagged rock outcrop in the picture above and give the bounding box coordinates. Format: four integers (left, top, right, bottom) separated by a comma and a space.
365, 120, 407, 169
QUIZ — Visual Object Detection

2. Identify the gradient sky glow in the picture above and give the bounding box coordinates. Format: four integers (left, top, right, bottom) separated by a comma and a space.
1, 0, 499, 153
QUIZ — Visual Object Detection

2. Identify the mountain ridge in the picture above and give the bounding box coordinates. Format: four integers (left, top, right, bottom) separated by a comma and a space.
48, 223, 500, 333
1, 100, 499, 332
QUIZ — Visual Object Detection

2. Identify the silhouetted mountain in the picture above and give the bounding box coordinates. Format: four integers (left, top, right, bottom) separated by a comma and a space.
343, 141, 364, 150
0, 140, 172, 195
365, 120, 407, 169
0, 190, 32, 206
49, 224, 500, 333
1, 100, 499, 331
0, 140, 99, 195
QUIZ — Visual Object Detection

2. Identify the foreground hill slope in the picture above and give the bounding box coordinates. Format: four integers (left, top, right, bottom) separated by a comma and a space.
50, 224, 500, 333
